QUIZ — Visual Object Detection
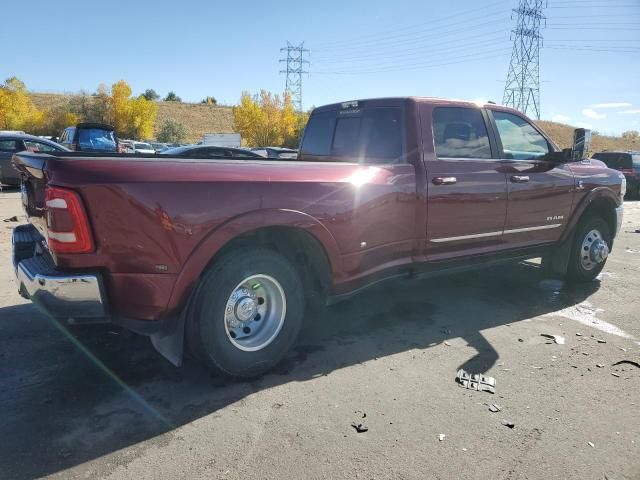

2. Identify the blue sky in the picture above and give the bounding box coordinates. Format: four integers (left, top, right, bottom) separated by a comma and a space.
2, 0, 639, 134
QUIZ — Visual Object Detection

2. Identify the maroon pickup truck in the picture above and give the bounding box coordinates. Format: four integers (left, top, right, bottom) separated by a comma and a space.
12, 97, 625, 378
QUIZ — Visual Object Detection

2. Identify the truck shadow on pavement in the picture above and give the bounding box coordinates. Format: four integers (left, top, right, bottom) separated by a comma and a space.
0, 263, 599, 479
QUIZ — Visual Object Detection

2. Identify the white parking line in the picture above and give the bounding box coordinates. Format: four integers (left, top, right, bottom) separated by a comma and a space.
543, 301, 635, 340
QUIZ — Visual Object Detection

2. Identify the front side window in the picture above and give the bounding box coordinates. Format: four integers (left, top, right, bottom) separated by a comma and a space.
432, 107, 491, 159
24, 141, 58, 153
493, 111, 549, 160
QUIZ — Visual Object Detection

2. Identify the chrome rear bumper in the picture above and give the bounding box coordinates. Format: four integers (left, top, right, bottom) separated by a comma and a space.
12, 224, 107, 320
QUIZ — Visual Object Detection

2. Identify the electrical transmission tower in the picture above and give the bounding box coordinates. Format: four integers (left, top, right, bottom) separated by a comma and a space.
502, 0, 546, 119
279, 42, 309, 112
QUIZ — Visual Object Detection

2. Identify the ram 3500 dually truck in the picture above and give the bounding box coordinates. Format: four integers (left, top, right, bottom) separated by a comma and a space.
11, 97, 625, 378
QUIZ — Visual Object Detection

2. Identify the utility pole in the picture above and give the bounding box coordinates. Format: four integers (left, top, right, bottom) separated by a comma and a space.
502, 0, 545, 119
279, 42, 310, 112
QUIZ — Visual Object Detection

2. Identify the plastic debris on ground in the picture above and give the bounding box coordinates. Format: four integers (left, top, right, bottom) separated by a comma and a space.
439, 434, 446, 441
501, 420, 515, 429
540, 333, 565, 345
488, 404, 502, 413
455, 369, 496, 393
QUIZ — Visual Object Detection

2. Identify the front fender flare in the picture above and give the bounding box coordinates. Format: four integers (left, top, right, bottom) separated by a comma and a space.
560, 187, 620, 243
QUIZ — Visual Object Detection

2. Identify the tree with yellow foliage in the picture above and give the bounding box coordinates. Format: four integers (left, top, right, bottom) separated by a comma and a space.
110, 80, 158, 139
233, 90, 308, 148
0, 77, 44, 131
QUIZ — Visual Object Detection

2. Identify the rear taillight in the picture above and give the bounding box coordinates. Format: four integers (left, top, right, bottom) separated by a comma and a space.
44, 186, 94, 253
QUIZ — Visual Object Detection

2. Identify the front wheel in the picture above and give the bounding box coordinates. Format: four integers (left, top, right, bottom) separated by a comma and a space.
566, 215, 611, 282
187, 248, 304, 378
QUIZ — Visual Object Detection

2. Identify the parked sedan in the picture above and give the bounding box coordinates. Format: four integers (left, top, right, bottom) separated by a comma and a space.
250, 147, 298, 159
0, 133, 69, 186
161, 145, 264, 159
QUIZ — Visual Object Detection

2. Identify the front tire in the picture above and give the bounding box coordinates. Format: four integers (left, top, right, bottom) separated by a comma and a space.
566, 215, 611, 282
187, 248, 304, 378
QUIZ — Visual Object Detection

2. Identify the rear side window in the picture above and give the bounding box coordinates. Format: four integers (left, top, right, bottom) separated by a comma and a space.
433, 107, 491, 159
0, 140, 18, 151
300, 110, 335, 156
633, 154, 640, 168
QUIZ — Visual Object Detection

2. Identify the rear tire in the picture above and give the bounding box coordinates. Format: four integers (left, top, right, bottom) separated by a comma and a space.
566, 215, 611, 282
187, 248, 304, 378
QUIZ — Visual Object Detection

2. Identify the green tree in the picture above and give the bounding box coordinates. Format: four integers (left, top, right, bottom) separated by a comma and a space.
164, 91, 182, 102
201, 96, 217, 105
157, 119, 187, 143
141, 89, 160, 101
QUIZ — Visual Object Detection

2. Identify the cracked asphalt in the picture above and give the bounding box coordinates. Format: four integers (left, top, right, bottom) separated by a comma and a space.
0, 190, 638, 480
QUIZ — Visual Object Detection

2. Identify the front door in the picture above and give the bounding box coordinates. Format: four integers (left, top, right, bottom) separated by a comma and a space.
423, 105, 508, 261
488, 109, 574, 249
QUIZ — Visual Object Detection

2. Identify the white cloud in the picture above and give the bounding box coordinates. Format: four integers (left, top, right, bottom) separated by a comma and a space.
590, 102, 632, 109
618, 109, 640, 115
551, 114, 571, 123
582, 108, 606, 120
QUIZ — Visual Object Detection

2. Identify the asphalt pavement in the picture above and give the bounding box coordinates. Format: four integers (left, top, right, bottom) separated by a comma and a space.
0, 189, 638, 480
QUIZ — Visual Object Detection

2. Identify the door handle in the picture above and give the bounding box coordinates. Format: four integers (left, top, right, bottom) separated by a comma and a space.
510, 175, 530, 183
432, 176, 457, 185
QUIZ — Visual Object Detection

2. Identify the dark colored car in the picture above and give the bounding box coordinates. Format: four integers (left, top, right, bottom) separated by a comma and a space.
591, 151, 639, 198
251, 147, 298, 159
11, 97, 624, 378
161, 145, 263, 158
0, 133, 69, 186
59, 123, 119, 152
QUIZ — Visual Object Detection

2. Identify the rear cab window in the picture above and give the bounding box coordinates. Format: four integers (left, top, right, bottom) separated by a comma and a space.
78, 128, 117, 152
300, 104, 404, 163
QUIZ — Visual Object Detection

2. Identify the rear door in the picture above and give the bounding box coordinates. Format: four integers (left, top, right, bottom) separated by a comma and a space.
488, 109, 574, 248
422, 105, 507, 261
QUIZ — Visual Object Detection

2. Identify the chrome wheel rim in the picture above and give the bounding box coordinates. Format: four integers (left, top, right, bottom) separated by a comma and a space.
580, 228, 609, 271
224, 274, 286, 351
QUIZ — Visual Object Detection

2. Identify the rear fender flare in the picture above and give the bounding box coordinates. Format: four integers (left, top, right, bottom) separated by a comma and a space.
166, 209, 341, 315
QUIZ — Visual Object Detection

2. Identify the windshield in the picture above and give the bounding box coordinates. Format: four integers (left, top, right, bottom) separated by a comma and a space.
77, 128, 117, 152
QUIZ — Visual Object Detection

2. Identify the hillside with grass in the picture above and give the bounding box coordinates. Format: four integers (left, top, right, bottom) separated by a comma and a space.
536, 120, 639, 152
30, 93, 639, 151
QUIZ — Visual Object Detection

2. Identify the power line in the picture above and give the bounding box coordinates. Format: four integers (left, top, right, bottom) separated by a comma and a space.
313, 0, 512, 49
311, 49, 512, 75
279, 42, 310, 112
503, 0, 545, 120
313, 37, 507, 66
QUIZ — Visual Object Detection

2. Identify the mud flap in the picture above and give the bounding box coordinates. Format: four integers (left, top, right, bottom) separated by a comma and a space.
545, 229, 575, 276
150, 313, 185, 367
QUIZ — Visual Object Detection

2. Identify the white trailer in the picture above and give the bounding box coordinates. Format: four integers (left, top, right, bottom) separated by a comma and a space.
201, 133, 241, 147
